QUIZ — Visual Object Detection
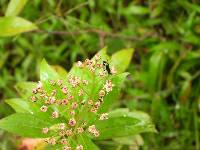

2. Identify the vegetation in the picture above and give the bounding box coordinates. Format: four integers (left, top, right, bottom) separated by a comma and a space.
0, 0, 199, 150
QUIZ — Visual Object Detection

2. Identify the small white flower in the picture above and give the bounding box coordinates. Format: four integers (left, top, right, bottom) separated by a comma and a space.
59, 123, 65, 130
78, 89, 84, 96
48, 96, 56, 104
99, 90, 105, 97
99, 71, 106, 78
93, 130, 100, 137
70, 110, 75, 116
61, 138, 67, 145
77, 127, 84, 133
76, 61, 84, 68
104, 80, 114, 92
88, 125, 96, 133
62, 86, 68, 94
76, 145, 83, 150
68, 118, 76, 126
49, 80, 55, 85
30, 96, 36, 102
71, 102, 78, 109
95, 54, 100, 60
99, 113, 109, 120
82, 80, 88, 85
40, 105, 48, 112
57, 79, 63, 86
65, 129, 73, 136
88, 125, 100, 137
49, 138, 56, 145
62, 99, 69, 105
32, 88, 37, 94
42, 127, 49, 134
88, 99, 93, 105
52, 111, 59, 118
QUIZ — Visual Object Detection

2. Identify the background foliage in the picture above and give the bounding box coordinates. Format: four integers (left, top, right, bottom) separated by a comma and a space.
0, 0, 199, 150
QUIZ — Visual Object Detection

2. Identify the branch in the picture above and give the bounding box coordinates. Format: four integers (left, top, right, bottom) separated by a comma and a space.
34, 29, 154, 42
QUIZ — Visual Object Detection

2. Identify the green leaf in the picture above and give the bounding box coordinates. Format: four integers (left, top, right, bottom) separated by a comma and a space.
15, 81, 37, 99
5, 98, 66, 124
0, 17, 38, 37
51, 65, 68, 79
5, 0, 28, 16
110, 48, 134, 73
92, 47, 110, 61
77, 134, 100, 150
146, 51, 167, 91
113, 135, 144, 146
40, 59, 61, 93
179, 1, 200, 14
40, 59, 60, 82
151, 41, 180, 53
121, 5, 149, 15
39, 60, 71, 117
94, 109, 156, 140
0, 113, 54, 138
0, 101, 14, 117
5, 98, 39, 114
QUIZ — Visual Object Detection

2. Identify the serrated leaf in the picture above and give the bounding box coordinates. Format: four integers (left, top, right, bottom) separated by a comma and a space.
94, 109, 156, 140
0, 113, 55, 138
110, 48, 134, 73
5, 0, 28, 16
0, 17, 38, 37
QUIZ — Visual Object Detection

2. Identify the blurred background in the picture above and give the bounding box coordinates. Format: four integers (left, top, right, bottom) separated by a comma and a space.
0, 0, 199, 150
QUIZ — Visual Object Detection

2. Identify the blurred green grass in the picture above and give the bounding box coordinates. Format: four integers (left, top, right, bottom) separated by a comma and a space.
0, 0, 199, 150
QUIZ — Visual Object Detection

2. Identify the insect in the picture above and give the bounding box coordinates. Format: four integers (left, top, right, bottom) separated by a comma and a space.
103, 61, 111, 74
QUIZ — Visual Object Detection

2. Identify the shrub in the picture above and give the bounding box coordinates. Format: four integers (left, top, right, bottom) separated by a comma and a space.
0, 48, 155, 149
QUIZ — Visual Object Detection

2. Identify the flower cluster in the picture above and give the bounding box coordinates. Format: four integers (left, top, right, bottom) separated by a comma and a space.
30, 54, 116, 150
